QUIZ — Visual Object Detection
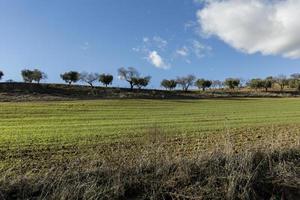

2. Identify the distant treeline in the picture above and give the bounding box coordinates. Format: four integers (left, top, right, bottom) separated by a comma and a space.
1, 68, 300, 92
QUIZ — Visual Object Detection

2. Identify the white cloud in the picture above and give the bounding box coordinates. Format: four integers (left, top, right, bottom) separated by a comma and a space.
191, 40, 212, 58
151, 36, 168, 50
176, 41, 211, 59
134, 36, 210, 67
134, 36, 168, 53
197, 0, 300, 59
133, 36, 170, 69
148, 51, 169, 69
176, 46, 189, 57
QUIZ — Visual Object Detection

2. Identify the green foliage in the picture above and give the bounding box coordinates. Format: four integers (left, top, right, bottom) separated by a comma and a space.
118, 67, 139, 89
262, 78, 273, 91
32, 69, 47, 83
211, 80, 223, 89
275, 75, 289, 91
289, 79, 300, 91
176, 75, 196, 91
195, 79, 212, 91
80, 72, 99, 87
161, 79, 177, 90
21, 69, 47, 83
249, 78, 273, 92
224, 78, 240, 89
21, 69, 34, 83
289, 74, 300, 92
132, 76, 151, 89
0, 71, 3, 80
60, 71, 80, 85
249, 79, 263, 90
99, 74, 113, 87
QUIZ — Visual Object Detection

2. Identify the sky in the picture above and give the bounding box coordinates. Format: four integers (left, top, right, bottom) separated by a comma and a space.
0, 0, 300, 88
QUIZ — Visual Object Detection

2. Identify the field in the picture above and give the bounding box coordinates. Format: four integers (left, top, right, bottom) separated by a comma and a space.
1, 98, 300, 149
1, 98, 300, 199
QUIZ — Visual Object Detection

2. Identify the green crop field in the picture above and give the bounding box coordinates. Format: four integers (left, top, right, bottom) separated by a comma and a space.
1, 98, 300, 149
1, 98, 300, 169
1, 98, 300, 144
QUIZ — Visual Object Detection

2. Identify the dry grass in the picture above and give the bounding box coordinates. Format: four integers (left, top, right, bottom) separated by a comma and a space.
0, 129, 299, 200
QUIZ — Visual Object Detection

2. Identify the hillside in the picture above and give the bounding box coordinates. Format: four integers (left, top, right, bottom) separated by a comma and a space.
1, 82, 300, 102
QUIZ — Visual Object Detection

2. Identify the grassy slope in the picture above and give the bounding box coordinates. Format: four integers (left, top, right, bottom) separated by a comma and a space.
1, 98, 300, 148
1, 98, 300, 199
1, 82, 300, 102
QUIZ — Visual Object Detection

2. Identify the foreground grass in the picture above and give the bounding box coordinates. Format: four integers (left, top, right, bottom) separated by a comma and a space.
0, 98, 300, 199
0, 130, 299, 199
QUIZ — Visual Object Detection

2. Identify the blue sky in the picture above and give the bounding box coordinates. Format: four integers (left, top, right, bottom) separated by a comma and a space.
0, 0, 300, 88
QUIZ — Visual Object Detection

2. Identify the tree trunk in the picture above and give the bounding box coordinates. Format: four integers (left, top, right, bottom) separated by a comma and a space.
129, 82, 134, 90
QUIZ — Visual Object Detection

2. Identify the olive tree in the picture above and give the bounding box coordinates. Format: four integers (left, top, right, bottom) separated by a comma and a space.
290, 73, 300, 80
132, 76, 151, 89
249, 79, 263, 90
289, 74, 300, 92
275, 75, 288, 91
60, 71, 80, 85
176, 75, 196, 91
32, 69, 47, 84
21, 69, 34, 83
80, 72, 99, 88
161, 79, 177, 90
195, 79, 212, 91
289, 79, 300, 91
224, 78, 240, 90
118, 67, 139, 89
0, 71, 4, 81
99, 74, 113, 87
212, 80, 223, 89
262, 78, 273, 92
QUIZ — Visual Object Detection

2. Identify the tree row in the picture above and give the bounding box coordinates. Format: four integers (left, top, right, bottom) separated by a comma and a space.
1, 68, 300, 91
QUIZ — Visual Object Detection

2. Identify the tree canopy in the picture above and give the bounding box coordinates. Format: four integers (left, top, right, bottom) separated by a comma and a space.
224, 78, 240, 89
99, 74, 113, 87
161, 79, 177, 90
60, 71, 80, 85
118, 67, 139, 89
176, 75, 196, 91
0, 71, 4, 80
195, 79, 212, 91
132, 76, 151, 89
80, 72, 99, 87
